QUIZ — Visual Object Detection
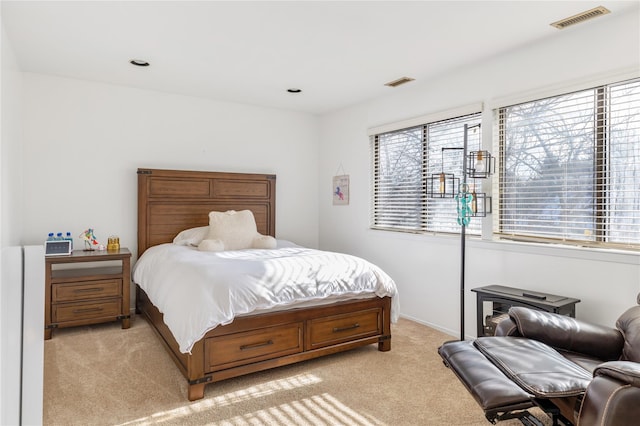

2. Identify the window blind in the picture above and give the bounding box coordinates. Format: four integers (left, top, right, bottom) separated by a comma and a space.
498, 78, 640, 248
606, 79, 640, 246
426, 115, 483, 234
371, 112, 482, 234
372, 125, 426, 232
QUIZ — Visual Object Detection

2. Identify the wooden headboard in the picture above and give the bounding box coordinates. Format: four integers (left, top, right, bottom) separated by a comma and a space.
137, 168, 276, 256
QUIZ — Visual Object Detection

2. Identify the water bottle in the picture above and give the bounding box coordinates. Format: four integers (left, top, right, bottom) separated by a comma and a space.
65, 232, 74, 251
47, 232, 54, 241
56, 232, 63, 241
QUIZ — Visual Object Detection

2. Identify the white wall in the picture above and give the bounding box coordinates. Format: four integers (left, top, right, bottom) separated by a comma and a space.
1, 5, 23, 248
318, 8, 640, 337
21, 73, 320, 255
1, 15, 26, 425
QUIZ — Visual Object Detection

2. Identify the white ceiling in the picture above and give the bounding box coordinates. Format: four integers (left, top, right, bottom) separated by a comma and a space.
2, 1, 638, 115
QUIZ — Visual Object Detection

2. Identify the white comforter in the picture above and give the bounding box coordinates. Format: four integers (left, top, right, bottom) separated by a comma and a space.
133, 242, 399, 353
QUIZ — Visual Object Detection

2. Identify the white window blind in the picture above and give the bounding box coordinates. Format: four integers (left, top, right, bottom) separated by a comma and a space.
498, 78, 640, 248
426, 115, 483, 234
607, 80, 640, 245
371, 112, 482, 234
371, 125, 425, 232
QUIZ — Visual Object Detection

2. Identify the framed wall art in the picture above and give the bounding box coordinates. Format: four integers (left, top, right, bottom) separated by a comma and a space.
333, 174, 349, 205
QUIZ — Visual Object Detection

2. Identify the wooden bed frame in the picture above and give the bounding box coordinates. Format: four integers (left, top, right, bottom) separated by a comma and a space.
136, 168, 392, 400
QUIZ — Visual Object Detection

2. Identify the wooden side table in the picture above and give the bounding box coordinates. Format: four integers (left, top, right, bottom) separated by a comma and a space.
44, 248, 131, 339
472, 285, 581, 337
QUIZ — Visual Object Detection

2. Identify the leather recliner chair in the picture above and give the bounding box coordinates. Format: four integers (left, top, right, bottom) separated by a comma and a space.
438, 294, 640, 425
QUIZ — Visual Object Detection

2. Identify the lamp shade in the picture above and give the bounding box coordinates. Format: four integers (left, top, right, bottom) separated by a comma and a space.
470, 192, 492, 217
467, 150, 494, 179
426, 172, 458, 198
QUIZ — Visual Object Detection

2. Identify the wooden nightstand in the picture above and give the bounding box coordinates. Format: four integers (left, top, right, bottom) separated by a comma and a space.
44, 248, 131, 340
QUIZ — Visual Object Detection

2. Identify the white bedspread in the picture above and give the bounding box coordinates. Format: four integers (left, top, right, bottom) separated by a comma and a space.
133, 242, 399, 353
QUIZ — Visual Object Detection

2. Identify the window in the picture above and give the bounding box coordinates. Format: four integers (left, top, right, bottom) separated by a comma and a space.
371, 112, 482, 234
498, 78, 640, 248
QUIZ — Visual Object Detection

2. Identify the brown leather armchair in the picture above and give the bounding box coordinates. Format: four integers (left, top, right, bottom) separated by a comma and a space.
438, 294, 640, 425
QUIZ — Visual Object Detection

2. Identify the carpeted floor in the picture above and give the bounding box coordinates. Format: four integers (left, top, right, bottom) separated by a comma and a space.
43, 316, 550, 425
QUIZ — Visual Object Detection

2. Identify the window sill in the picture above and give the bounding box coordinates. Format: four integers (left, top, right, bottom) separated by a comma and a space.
369, 227, 640, 265
477, 238, 640, 265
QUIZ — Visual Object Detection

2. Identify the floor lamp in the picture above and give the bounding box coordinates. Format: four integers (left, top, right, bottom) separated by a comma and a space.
427, 123, 493, 341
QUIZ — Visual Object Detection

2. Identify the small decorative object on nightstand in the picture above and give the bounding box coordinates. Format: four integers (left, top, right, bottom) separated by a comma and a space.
107, 235, 120, 252
44, 248, 132, 339
79, 228, 100, 251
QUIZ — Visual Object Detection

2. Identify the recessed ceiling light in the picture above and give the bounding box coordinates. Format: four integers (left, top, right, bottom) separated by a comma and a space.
130, 59, 150, 67
287, 88, 302, 94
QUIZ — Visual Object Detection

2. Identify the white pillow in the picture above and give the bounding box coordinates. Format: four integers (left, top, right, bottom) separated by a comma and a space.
172, 226, 209, 246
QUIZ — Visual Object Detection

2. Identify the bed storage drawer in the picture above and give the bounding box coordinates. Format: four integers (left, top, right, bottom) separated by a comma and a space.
52, 279, 121, 303
53, 299, 121, 323
205, 322, 303, 372
307, 307, 383, 350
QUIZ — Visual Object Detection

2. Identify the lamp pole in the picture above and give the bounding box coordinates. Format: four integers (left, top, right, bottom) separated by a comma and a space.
460, 124, 469, 341
436, 123, 485, 341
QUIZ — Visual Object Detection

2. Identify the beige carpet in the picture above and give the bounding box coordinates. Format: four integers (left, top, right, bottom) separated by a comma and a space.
43, 317, 550, 425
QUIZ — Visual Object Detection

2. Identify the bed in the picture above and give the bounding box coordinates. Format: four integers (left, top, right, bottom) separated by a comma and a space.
134, 168, 397, 400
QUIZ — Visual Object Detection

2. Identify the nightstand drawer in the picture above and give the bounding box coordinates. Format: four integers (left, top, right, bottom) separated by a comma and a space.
53, 279, 121, 303
53, 300, 121, 323
307, 308, 382, 350
205, 322, 303, 372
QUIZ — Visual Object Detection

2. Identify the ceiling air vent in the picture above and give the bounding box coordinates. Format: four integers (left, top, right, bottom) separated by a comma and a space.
384, 77, 415, 88
550, 6, 610, 29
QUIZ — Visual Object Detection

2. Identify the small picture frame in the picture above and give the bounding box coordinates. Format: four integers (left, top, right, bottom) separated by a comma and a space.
333, 175, 350, 205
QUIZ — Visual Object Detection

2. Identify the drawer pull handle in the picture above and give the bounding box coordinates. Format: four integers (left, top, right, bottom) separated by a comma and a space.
333, 323, 360, 333
240, 340, 274, 351
74, 287, 104, 293
73, 307, 103, 314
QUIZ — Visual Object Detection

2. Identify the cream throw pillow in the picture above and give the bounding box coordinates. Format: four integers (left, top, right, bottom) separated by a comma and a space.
198, 210, 276, 252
